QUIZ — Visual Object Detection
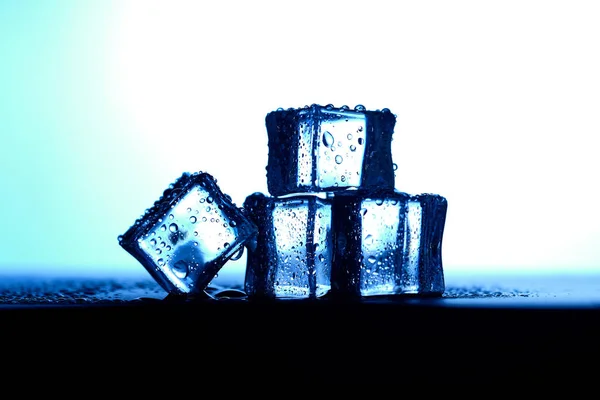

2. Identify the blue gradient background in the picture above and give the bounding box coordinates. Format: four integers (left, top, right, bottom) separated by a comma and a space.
1, 1, 599, 285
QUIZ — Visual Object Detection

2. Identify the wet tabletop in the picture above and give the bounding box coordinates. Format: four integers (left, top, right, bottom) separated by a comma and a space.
1, 271, 599, 307
1, 271, 598, 377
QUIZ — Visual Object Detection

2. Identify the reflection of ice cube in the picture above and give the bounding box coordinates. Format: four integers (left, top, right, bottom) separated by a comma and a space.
118, 172, 257, 295
243, 192, 332, 299
265, 104, 396, 197
330, 190, 447, 297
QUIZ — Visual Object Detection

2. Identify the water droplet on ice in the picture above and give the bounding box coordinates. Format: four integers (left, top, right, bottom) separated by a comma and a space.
364, 234, 374, 246
323, 131, 334, 148
172, 260, 189, 279
350, 145, 356, 152
169, 223, 178, 232
367, 255, 377, 264
354, 104, 366, 111
189, 216, 197, 223
335, 155, 343, 164
230, 246, 244, 261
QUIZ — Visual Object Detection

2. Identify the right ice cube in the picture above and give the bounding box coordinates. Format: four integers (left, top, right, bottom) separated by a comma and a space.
265, 104, 396, 197
330, 190, 448, 297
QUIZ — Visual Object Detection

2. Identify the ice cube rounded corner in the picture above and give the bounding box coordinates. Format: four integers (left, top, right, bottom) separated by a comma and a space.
265, 103, 397, 197
118, 171, 258, 296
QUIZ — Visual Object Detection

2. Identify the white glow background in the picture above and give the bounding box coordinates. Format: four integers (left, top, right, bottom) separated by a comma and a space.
1, 0, 599, 283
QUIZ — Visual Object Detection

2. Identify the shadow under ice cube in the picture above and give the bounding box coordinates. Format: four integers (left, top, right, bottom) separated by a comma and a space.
118, 172, 257, 295
265, 104, 396, 197
243, 192, 333, 299
331, 190, 447, 297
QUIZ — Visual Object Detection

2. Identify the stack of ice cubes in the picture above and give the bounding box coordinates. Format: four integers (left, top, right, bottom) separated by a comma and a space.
118, 104, 447, 300
244, 104, 447, 299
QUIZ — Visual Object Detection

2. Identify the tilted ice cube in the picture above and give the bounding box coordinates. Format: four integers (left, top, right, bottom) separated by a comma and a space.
118, 172, 258, 295
243, 192, 333, 299
265, 104, 396, 197
330, 190, 447, 297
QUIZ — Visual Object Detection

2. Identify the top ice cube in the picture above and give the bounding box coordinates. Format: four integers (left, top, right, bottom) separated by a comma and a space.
265, 104, 397, 197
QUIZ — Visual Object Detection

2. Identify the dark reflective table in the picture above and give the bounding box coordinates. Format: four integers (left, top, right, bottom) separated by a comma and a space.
2, 271, 598, 382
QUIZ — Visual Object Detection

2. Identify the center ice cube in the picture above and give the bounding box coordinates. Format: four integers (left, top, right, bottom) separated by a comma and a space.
118, 172, 257, 295
243, 192, 333, 299
265, 104, 396, 197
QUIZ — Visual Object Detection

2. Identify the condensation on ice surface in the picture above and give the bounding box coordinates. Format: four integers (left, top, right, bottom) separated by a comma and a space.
243, 192, 332, 299
265, 104, 396, 197
118, 172, 257, 295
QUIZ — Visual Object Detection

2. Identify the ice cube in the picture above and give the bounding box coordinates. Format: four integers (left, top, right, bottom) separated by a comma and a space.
243, 192, 333, 299
330, 190, 447, 297
265, 104, 396, 197
118, 172, 258, 295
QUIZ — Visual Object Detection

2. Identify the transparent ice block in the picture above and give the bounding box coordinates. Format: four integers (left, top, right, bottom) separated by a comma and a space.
330, 190, 447, 297
118, 172, 258, 295
265, 104, 396, 197
243, 192, 333, 299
